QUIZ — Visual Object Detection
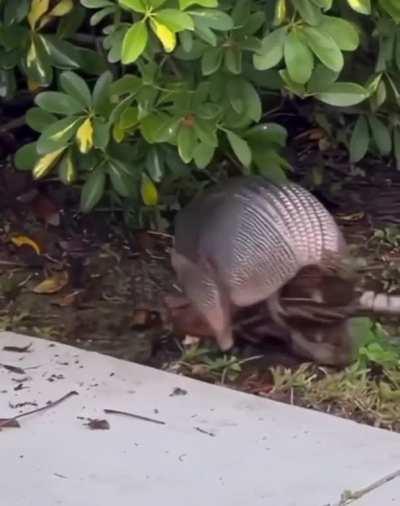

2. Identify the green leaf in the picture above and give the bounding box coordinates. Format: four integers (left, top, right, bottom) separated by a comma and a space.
349, 116, 370, 163
193, 142, 215, 168
75, 47, 109, 75
293, 0, 323, 25
307, 64, 338, 93
119, 106, 139, 129
26, 108, 57, 133
302, 27, 343, 72
149, 0, 169, 7
59, 71, 92, 108
284, 31, 314, 84
315, 82, 368, 106
155, 9, 194, 31
0, 69, 15, 99
14, 142, 40, 171
369, 116, 392, 156
180, 0, 217, 8
310, 0, 333, 8
57, 4, 86, 38
253, 147, 289, 183
225, 130, 251, 168
93, 118, 110, 149
177, 125, 196, 163
93, 71, 113, 114
201, 47, 223, 75
279, 69, 306, 96
0, 24, 27, 50
253, 27, 287, 70
118, 0, 146, 12
319, 16, 359, 51
42, 36, 81, 70
35, 91, 85, 115
189, 9, 234, 30
394, 128, 400, 170
90, 6, 116, 26
227, 77, 262, 122
179, 30, 193, 52
111, 74, 142, 97
140, 113, 180, 143
108, 159, 131, 197
192, 22, 217, 46
146, 147, 164, 182
244, 123, 288, 147
224, 47, 242, 75
37, 116, 82, 154
80, 170, 106, 213
4, 0, 29, 25
231, 0, 251, 25
378, 0, 400, 22
193, 118, 218, 146
121, 21, 148, 64
81, 0, 114, 7
346, 0, 371, 15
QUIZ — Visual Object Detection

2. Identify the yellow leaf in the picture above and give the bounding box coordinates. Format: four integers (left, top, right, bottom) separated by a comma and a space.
49, 0, 73, 16
11, 235, 42, 255
150, 19, 176, 53
28, 0, 50, 30
346, 0, 371, 15
112, 123, 126, 143
38, 0, 73, 29
273, 0, 286, 26
76, 117, 94, 154
33, 147, 66, 179
141, 174, 159, 206
59, 152, 77, 184
26, 39, 37, 67
37, 14, 52, 29
27, 78, 42, 92
64, 156, 76, 184
26, 38, 47, 81
33, 271, 69, 294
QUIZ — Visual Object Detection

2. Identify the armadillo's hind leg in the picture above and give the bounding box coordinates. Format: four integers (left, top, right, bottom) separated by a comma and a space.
170, 250, 234, 351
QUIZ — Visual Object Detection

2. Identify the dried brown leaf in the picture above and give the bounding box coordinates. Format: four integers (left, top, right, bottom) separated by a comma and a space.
33, 271, 69, 294
10, 235, 42, 255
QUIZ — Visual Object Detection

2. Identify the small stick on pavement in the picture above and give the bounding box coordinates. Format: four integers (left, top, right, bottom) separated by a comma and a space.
104, 408, 166, 425
0, 390, 78, 429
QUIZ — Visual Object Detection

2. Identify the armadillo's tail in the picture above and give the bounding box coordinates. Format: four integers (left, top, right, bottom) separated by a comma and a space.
357, 291, 400, 316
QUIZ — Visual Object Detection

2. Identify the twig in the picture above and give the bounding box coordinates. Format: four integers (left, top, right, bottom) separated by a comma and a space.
0, 116, 26, 133
104, 408, 166, 425
326, 468, 400, 506
147, 230, 173, 239
0, 260, 26, 267
0, 390, 78, 429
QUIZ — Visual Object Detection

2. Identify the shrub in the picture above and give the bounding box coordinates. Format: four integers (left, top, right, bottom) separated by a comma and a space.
3, 0, 400, 218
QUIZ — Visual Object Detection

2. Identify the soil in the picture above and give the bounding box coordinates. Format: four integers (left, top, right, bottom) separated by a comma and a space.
2, 144, 400, 431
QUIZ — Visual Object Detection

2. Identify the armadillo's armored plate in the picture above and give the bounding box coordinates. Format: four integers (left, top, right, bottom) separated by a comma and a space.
171, 176, 349, 352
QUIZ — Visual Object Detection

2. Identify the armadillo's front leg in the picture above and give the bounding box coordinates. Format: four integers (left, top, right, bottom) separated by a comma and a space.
265, 290, 288, 330
171, 249, 234, 351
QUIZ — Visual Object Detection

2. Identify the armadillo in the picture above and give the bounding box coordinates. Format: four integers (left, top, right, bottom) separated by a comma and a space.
171, 175, 353, 355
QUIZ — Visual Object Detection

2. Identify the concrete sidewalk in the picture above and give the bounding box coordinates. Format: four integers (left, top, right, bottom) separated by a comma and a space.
0, 330, 399, 506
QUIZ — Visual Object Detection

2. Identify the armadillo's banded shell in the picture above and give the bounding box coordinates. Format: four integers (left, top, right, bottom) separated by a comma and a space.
173, 176, 346, 309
